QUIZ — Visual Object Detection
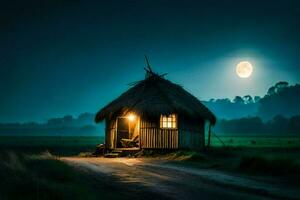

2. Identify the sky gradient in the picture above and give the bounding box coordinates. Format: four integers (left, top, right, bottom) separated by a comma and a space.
1, 0, 300, 122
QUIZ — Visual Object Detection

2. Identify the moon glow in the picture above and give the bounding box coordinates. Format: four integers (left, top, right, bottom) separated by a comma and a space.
236, 61, 253, 78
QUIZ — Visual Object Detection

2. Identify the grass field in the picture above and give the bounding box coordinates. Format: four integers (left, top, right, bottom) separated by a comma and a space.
0, 136, 104, 147
0, 136, 104, 156
0, 135, 299, 156
208, 135, 300, 148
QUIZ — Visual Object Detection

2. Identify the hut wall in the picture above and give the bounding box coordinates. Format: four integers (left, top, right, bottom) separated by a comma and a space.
140, 120, 178, 149
130, 117, 140, 139
105, 117, 204, 150
178, 118, 204, 149
105, 119, 116, 149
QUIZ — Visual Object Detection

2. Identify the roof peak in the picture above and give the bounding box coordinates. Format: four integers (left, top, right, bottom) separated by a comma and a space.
143, 56, 167, 79
144, 55, 153, 72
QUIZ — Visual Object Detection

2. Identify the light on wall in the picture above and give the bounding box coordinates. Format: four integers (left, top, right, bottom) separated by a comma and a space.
127, 114, 136, 122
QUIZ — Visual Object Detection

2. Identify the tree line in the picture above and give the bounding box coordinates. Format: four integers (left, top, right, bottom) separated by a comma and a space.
203, 81, 300, 120
214, 115, 300, 135
0, 113, 104, 136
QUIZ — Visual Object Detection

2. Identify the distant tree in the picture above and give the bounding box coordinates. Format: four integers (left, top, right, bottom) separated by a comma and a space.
209, 98, 215, 102
267, 81, 289, 96
215, 98, 231, 104
288, 115, 300, 133
47, 118, 64, 127
78, 112, 94, 124
254, 96, 261, 103
267, 86, 276, 96
275, 81, 289, 93
233, 96, 244, 104
23, 122, 40, 128
243, 95, 253, 104
214, 117, 264, 134
63, 115, 73, 126
258, 83, 300, 120
266, 115, 289, 134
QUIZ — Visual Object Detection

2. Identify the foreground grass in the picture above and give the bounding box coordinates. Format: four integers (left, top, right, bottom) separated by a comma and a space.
0, 151, 126, 200
0, 150, 174, 200
0, 151, 80, 199
152, 147, 300, 178
239, 155, 299, 175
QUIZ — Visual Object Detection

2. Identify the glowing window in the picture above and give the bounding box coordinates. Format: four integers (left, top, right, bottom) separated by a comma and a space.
160, 114, 177, 129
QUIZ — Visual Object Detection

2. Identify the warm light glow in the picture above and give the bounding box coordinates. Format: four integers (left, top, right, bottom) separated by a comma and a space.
236, 61, 253, 78
127, 114, 136, 122
160, 114, 177, 129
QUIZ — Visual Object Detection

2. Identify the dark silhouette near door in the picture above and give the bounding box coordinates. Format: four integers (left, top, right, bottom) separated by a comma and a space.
116, 118, 129, 148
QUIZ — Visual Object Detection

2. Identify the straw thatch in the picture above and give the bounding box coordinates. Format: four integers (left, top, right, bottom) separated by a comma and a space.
95, 72, 216, 124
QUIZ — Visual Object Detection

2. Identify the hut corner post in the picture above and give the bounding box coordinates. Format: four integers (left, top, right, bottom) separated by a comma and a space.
207, 123, 212, 149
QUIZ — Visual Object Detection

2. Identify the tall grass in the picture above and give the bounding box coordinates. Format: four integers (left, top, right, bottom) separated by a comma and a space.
0, 151, 168, 200
0, 151, 92, 200
239, 155, 299, 175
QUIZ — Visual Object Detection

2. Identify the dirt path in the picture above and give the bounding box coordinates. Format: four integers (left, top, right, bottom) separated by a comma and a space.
61, 157, 298, 200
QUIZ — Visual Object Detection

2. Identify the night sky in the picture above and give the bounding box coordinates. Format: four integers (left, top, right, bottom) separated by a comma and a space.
1, 0, 300, 122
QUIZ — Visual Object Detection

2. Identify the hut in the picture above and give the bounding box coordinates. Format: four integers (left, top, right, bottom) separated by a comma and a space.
95, 59, 216, 150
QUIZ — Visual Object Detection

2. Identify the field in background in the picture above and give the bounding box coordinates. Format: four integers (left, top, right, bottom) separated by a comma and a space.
0, 135, 299, 156
208, 135, 300, 148
0, 136, 104, 156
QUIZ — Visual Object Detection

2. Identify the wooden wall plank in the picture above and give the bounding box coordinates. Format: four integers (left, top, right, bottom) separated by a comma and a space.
139, 119, 179, 149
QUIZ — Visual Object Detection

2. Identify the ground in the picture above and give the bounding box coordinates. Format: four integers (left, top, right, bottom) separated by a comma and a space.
0, 136, 299, 200
61, 157, 299, 200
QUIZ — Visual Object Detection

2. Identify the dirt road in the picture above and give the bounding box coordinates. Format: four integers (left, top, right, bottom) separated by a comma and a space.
61, 157, 298, 200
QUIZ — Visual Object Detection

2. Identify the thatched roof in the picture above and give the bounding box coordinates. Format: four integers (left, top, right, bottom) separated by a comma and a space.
95, 70, 216, 124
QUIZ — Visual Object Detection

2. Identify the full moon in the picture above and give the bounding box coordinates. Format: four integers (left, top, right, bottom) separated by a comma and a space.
236, 61, 253, 78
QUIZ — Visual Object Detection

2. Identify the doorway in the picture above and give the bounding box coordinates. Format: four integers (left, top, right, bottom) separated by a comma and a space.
116, 117, 129, 148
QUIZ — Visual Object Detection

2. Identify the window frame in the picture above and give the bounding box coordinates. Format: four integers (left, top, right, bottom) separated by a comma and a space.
160, 114, 177, 129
